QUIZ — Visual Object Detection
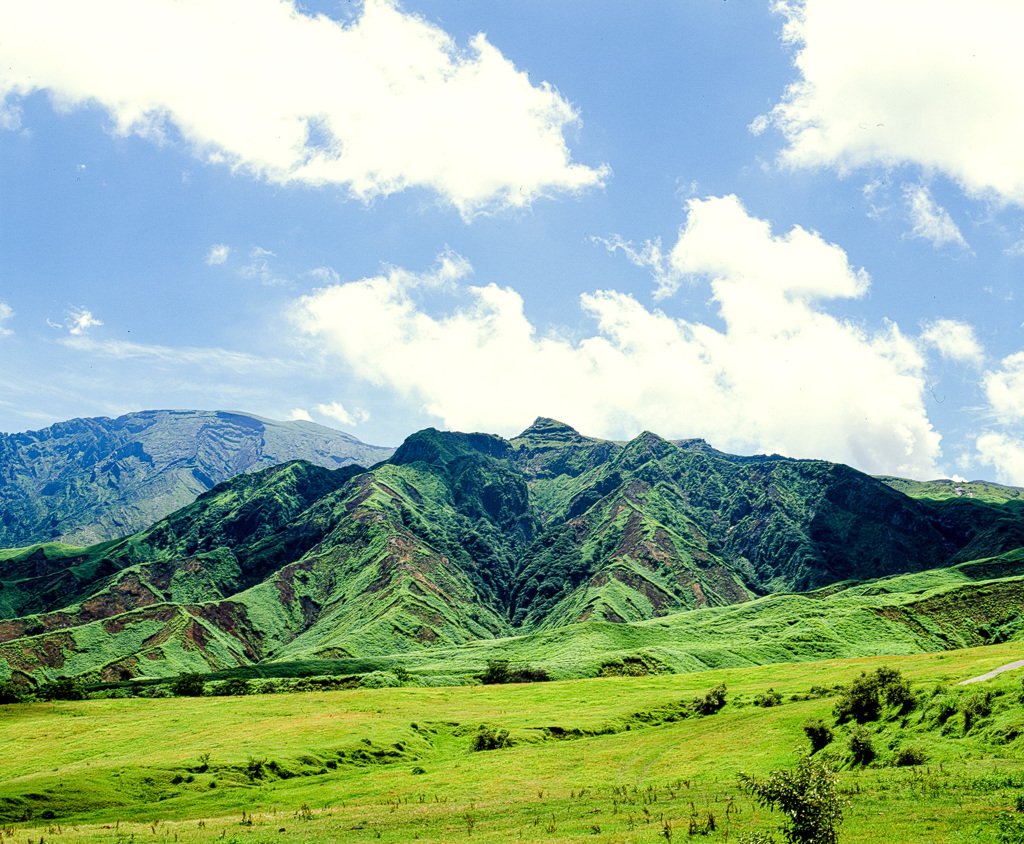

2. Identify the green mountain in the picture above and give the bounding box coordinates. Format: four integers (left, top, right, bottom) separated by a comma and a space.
2, 417, 1023, 685
0, 409, 395, 547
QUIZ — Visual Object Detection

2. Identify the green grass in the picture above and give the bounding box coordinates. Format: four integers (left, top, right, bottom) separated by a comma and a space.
3, 642, 1024, 842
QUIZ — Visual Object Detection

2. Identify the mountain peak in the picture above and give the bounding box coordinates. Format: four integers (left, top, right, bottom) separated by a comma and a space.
515, 417, 583, 441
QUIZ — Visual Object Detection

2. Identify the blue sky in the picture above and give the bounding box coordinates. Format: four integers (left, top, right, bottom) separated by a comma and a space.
2, 0, 1024, 483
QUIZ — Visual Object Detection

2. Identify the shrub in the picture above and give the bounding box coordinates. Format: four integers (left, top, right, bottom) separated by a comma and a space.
38, 677, 86, 701
692, 683, 727, 716
358, 671, 402, 689
170, 672, 206, 697
739, 751, 845, 844
847, 725, 875, 766
471, 725, 513, 751
833, 666, 912, 724
478, 659, 549, 684
802, 718, 834, 754
961, 690, 993, 733
213, 678, 251, 696
0, 681, 28, 703
892, 745, 927, 767
755, 689, 783, 708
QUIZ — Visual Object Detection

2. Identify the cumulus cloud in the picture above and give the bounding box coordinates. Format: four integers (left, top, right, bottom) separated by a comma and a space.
904, 184, 969, 249
316, 401, 369, 427
981, 352, 1024, 423
756, 0, 1024, 206
921, 319, 984, 366
287, 408, 314, 423
205, 244, 230, 265
0, 302, 13, 336
974, 433, 1024, 486
293, 196, 942, 477
0, 0, 607, 217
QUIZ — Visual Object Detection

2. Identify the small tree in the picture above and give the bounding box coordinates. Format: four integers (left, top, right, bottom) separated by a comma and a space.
847, 725, 875, 766
171, 672, 206, 697
739, 752, 845, 844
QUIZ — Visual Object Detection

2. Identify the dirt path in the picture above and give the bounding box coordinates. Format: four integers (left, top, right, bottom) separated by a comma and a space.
958, 658, 1024, 685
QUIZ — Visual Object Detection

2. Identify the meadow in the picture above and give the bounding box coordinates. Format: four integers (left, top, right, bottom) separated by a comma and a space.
4, 642, 1024, 843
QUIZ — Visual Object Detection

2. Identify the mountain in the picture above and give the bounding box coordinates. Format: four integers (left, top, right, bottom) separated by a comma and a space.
2, 417, 1023, 684
0, 410, 395, 547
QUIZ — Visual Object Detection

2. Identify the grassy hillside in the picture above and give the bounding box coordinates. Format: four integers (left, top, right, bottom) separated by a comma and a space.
3, 643, 1024, 842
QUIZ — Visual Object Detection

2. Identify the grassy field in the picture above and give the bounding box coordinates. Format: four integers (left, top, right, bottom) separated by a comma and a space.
4, 642, 1024, 843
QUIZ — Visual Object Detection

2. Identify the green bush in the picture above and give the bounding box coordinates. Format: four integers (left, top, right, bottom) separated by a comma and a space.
471, 725, 513, 751
847, 725, 875, 766
213, 677, 251, 696
961, 690, 993, 733
739, 751, 845, 844
892, 745, 927, 767
38, 677, 86, 701
692, 683, 727, 716
802, 718, 834, 754
755, 688, 783, 708
170, 672, 207, 697
833, 666, 913, 724
358, 671, 402, 689
0, 681, 28, 703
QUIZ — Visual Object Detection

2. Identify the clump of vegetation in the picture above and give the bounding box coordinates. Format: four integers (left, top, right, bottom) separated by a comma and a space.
170, 672, 206, 697
212, 677, 251, 696
471, 725, 514, 751
892, 744, 927, 767
847, 725, 875, 766
38, 677, 86, 701
478, 659, 549, 685
0, 680, 28, 703
739, 751, 846, 844
691, 683, 727, 716
833, 666, 913, 724
754, 688, 783, 708
597, 654, 665, 677
960, 689, 994, 733
802, 718, 834, 754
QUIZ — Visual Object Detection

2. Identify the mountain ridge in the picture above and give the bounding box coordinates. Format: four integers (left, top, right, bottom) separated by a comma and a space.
2, 417, 1023, 684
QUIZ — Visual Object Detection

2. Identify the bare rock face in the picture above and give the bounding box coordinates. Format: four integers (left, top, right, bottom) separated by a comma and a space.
0, 409, 394, 547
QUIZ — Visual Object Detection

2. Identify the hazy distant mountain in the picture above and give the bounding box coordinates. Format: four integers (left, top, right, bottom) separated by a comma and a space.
3, 417, 1023, 684
0, 410, 394, 547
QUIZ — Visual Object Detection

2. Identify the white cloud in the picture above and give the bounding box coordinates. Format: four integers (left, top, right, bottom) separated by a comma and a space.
65, 307, 103, 336
293, 197, 942, 477
903, 184, 969, 249
974, 432, 1024, 486
205, 244, 230, 265
758, 0, 1024, 206
0, 0, 607, 218
239, 247, 287, 286
0, 302, 13, 336
920, 319, 984, 366
287, 408, 314, 422
316, 401, 368, 427
61, 335, 286, 374
981, 351, 1024, 423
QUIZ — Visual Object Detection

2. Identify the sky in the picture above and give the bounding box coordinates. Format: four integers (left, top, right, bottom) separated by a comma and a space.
2, 0, 1024, 484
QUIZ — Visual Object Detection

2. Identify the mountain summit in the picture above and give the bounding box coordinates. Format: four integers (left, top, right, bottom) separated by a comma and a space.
0, 410, 394, 547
